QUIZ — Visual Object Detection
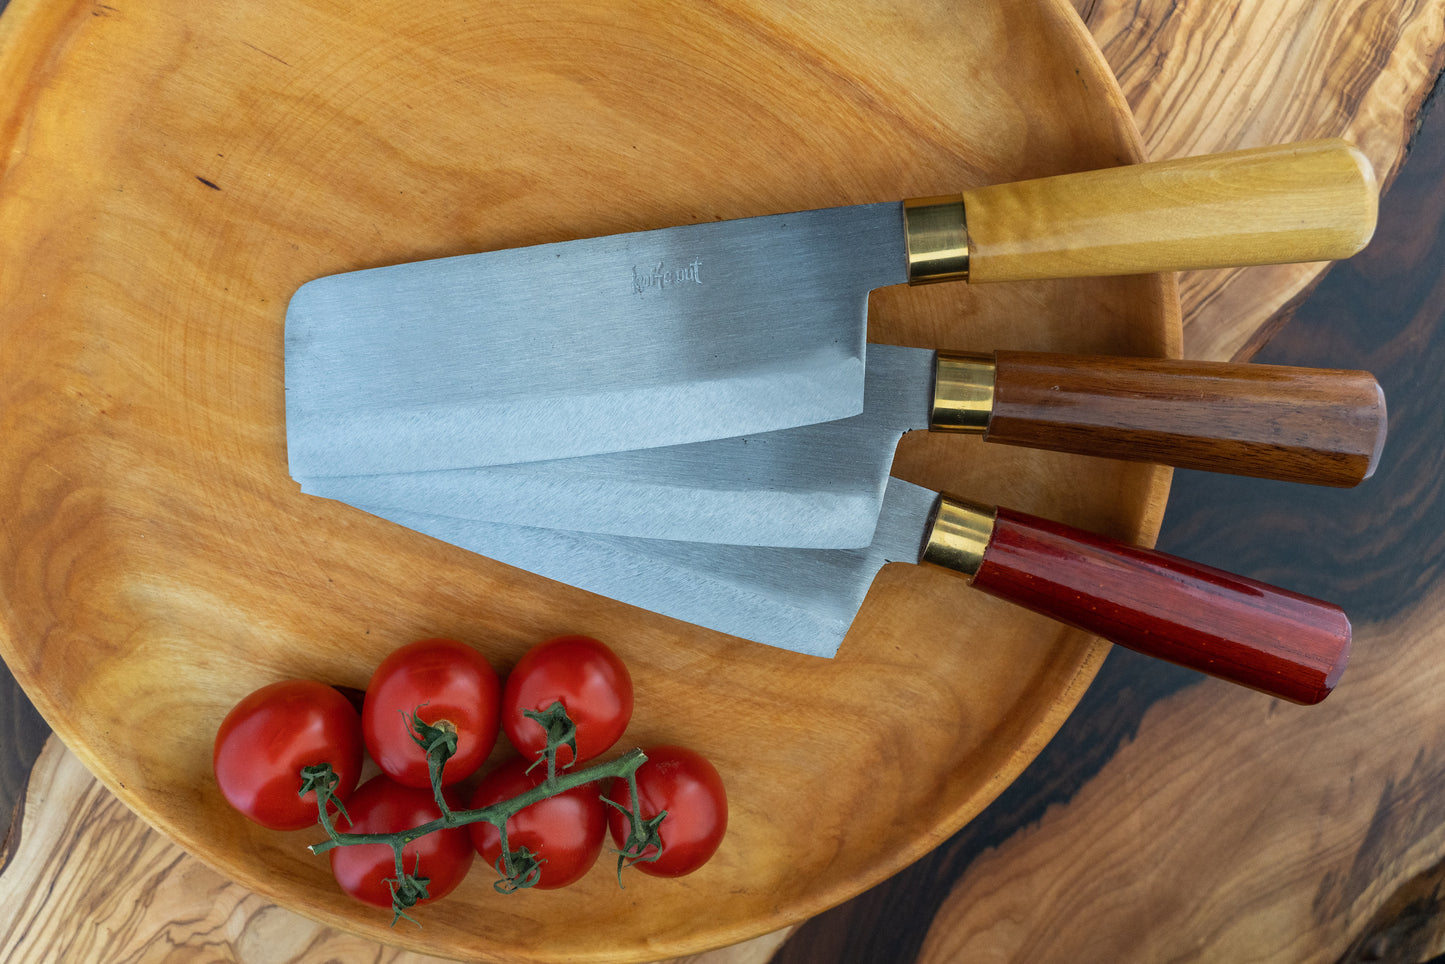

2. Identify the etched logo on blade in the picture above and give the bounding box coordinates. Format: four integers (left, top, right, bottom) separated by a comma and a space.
633, 259, 702, 294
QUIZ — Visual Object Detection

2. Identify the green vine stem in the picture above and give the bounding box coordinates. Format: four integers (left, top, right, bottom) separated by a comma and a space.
305, 749, 646, 857
602, 772, 668, 883
520, 701, 579, 783
405, 710, 459, 819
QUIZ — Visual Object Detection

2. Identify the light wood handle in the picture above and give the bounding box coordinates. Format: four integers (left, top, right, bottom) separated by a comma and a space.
978, 351, 1388, 487
961, 139, 1378, 282
960, 505, 1351, 705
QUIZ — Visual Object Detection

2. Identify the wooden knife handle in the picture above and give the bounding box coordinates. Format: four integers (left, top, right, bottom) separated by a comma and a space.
947, 504, 1351, 705
975, 351, 1388, 487
960, 139, 1377, 283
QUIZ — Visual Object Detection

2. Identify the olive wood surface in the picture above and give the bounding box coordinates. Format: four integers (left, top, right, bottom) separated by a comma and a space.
0, 0, 1172, 960
901, 86, 1445, 964
1088, 0, 1445, 362
2, 0, 1444, 962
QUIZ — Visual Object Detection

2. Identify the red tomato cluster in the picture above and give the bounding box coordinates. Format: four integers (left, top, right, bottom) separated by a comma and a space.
213, 633, 727, 912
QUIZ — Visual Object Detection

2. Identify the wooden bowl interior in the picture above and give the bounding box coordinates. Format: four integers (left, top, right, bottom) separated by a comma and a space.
0, 0, 1175, 959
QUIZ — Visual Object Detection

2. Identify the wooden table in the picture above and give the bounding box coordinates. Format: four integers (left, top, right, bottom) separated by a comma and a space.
2, 2, 1444, 961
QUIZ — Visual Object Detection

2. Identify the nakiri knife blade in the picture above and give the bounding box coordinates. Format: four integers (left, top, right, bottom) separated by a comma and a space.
297, 345, 1387, 548
354, 477, 1351, 705
285, 139, 1377, 477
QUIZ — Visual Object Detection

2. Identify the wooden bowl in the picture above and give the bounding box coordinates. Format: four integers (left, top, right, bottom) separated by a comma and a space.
0, 0, 1176, 959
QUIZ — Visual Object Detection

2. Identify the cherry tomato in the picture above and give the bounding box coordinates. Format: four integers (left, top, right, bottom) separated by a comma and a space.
467, 757, 607, 890
502, 634, 632, 768
607, 745, 727, 878
363, 638, 501, 788
329, 774, 475, 909
213, 679, 363, 831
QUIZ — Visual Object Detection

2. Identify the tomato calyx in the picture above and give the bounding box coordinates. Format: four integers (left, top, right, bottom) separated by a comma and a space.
298, 763, 352, 825
602, 776, 669, 884
387, 854, 433, 927
491, 842, 545, 894
406, 708, 458, 762
520, 700, 578, 781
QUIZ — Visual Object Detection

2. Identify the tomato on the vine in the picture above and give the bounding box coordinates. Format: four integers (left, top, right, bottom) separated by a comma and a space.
329, 774, 475, 909
363, 638, 501, 788
213, 679, 363, 831
502, 634, 632, 768
467, 757, 607, 890
607, 745, 727, 878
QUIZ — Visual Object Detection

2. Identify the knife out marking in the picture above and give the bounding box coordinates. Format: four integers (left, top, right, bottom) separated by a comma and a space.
633, 259, 702, 294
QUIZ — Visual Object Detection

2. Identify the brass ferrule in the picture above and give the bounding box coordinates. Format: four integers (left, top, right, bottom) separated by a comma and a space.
921, 495, 997, 579
931, 351, 996, 434
903, 195, 970, 284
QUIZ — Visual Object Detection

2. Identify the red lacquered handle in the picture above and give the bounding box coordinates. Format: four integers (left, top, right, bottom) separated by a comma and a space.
970, 507, 1351, 704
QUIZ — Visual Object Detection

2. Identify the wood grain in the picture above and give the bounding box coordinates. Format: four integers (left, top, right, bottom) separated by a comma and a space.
1088, 0, 1445, 363
913, 595, 1445, 962
0, 681, 46, 874
962, 139, 1377, 283
0, 738, 789, 964
2, 0, 1443, 962
776, 30, 1445, 963
0, 0, 1170, 959
1081, 0, 1445, 362
984, 352, 1388, 486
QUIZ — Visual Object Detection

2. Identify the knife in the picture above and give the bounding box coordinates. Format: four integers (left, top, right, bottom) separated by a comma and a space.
285, 139, 1377, 477
357, 477, 1350, 705
297, 345, 1387, 548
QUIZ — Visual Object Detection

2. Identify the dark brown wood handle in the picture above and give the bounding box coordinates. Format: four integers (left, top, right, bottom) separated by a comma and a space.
966, 507, 1351, 705
985, 351, 1387, 487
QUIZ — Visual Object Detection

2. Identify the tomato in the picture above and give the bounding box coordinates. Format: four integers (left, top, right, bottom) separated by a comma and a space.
502, 634, 632, 768
467, 757, 607, 890
213, 679, 364, 831
329, 774, 475, 909
363, 638, 501, 788
607, 745, 726, 878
